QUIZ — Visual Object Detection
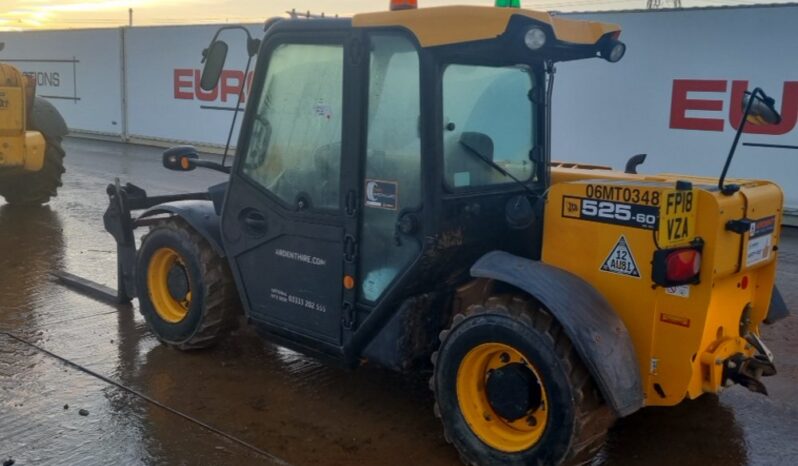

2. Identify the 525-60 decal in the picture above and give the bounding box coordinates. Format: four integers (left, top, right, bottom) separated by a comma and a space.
562, 196, 659, 230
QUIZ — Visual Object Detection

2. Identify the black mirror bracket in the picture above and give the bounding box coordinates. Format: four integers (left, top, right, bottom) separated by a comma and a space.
200, 25, 263, 168
163, 146, 199, 171
204, 25, 261, 61
718, 87, 779, 196
162, 146, 231, 174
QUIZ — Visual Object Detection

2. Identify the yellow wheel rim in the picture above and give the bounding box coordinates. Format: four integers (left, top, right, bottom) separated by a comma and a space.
147, 247, 192, 323
456, 342, 549, 453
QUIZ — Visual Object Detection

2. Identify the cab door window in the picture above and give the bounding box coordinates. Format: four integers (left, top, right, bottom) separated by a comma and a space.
358, 34, 422, 302
241, 43, 344, 210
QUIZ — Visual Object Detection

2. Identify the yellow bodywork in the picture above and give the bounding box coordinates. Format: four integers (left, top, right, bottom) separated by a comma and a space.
353, 6, 619, 47
0, 63, 46, 172
544, 166, 782, 406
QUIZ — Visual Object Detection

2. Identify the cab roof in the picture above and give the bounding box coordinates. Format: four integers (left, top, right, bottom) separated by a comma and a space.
352, 5, 620, 48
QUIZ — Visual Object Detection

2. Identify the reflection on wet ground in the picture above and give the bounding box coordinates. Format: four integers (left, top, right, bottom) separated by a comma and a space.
1, 138, 797, 465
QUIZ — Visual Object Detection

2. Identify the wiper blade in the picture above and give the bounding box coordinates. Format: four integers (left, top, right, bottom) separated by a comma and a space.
459, 137, 536, 196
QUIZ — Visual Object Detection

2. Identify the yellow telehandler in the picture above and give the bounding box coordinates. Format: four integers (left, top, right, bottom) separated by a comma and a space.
0, 42, 68, 206
88, 2, 789, 464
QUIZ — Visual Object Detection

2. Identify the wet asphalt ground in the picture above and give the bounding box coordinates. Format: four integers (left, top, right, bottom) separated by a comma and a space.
0, 137, 796, 466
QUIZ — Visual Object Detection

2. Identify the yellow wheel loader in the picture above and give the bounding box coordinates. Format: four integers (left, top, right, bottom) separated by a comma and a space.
90, 2, 789, 464
0, 43, 68, 206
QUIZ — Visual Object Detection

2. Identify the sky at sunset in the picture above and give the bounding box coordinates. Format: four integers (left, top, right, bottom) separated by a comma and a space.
0, 0, 790, 30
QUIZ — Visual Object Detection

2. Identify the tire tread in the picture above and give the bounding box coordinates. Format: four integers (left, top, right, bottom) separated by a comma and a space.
431, 294, 615, 466
139, 218, 237, 350
0, 135, 65, 206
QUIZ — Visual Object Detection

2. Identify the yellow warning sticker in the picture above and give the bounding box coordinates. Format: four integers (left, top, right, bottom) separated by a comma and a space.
659, 189, 697, 247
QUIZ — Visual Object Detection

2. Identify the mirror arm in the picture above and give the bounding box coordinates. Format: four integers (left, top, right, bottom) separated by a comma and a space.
220, 51, 253, 167
719, 87, 764, 196
191, 159, 232, 174
203, 25, 259, 62
543, 60, 555, 190
201, 25, 262, 168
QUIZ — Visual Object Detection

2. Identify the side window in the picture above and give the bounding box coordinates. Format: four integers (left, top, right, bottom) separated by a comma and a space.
442, 64, 537, 188
242, 43, 344, 210
359, 34, 422, 302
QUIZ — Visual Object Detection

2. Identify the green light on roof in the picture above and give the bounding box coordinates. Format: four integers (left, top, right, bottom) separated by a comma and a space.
495, 0, 521, 7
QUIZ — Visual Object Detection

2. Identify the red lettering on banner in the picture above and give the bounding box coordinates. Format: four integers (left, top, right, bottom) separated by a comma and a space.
172, 68, 254, 104
193, 70, 218, 101
670, 79, 727, 132
729, 80, 798, 135
173, 69, 193, 100
220, 70, 245, 103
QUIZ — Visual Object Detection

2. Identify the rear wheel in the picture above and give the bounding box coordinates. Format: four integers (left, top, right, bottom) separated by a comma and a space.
432, 294, 614, 466
0, 98, 66, 206
136, 218, 238, 350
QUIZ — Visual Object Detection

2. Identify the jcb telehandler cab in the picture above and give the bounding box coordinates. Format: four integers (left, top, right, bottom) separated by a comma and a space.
0, 43, 68, 206
101, 3, 789, 464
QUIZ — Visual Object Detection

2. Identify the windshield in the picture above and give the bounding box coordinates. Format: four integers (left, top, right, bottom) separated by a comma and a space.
442, 64, 537, 189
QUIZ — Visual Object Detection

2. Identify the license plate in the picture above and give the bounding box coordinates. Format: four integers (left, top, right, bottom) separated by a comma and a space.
658, 189, 697, 247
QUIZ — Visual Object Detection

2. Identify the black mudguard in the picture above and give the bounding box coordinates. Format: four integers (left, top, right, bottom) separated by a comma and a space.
136, 200, 225, 257
104, 182, 211, 303
765, 286, 790, 324
471, 251, 644, 417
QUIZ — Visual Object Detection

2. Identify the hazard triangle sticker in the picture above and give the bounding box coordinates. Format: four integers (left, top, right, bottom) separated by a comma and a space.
600, 235, 640, 278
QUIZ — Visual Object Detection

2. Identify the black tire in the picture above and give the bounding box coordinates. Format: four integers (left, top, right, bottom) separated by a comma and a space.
432, 294, 615, 466
136, 218, 238, 350
0, 99, 66, 206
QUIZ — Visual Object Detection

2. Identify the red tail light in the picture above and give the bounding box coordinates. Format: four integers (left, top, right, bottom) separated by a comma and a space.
652, 245, 702, 286
390, 0, 418, 10
665, 249, 701, 282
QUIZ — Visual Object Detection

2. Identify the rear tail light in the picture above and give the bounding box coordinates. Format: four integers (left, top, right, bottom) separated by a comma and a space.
653, 246, 702, 286
666, 249, 701, 282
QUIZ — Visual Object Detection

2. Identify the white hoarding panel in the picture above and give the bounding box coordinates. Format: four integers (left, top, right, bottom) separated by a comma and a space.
1, 6, 795, 212
0, 29, 122, 135
557, 5, 798, 210
125, 24, 261, 147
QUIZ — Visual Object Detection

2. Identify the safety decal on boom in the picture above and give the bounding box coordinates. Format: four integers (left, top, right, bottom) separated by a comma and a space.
600, 235, 640, 278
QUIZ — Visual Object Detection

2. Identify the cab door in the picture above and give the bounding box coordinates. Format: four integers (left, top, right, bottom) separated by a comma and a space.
356, 33, 424, 305
221, 30, 363, 348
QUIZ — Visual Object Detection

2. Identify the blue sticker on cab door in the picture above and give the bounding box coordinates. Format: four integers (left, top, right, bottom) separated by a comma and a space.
364, 179, 398, 210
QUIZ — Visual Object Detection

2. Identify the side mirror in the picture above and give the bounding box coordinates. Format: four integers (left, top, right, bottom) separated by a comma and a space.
720, 87, 783, 195
599, 38, 626, 63
459, 131, 495, 162
163, 146, 199, 171
743, 91, 782, 126
200, 40, 229, 91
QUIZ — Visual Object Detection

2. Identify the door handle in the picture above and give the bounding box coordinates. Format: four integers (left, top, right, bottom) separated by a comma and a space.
240, 209, 268, 235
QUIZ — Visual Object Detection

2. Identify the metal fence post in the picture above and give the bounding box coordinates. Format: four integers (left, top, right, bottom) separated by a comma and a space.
119, 26, 129, 143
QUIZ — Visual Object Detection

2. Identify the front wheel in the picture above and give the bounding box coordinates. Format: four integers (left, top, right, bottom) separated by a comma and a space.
432, 295, 614, 466
136, 218, 238, 350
